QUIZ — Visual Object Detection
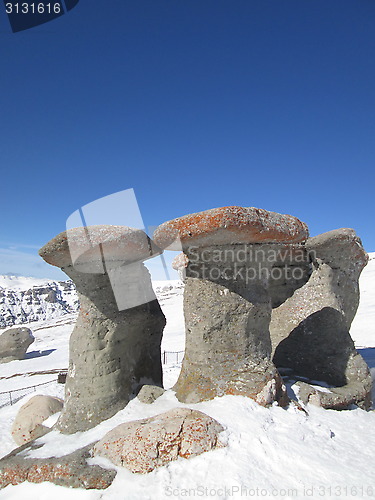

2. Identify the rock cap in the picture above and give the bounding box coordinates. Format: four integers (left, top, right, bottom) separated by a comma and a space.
153, 206, 309, 250
39, 225, 162, 271
172, 252, 189, 271
306, 228, 368, 270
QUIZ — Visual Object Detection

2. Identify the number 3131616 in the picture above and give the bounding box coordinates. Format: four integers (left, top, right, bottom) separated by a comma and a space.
5, 3, 62, 14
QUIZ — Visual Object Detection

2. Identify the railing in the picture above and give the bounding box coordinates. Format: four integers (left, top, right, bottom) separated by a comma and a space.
0, 379, 56, 409
162, 350, 184, 364
0, 350, 185, 409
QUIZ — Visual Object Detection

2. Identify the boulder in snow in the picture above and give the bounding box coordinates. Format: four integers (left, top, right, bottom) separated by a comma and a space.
137, 384, 165, 404
0, 327, 34, 363
11, 395, 63, 445
0, 443, 116, 490
93, 407, 225, 473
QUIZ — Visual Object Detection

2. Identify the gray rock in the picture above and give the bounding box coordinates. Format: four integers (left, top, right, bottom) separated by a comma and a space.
137, 384, 165, 404
271, 229, 372, 409
11, 395, 63, 445
93, 407, 225, 473
0, 442, 115, 490
172, 252, 189, 282
153, 206, 310, 406
173, 245, 287, 405
0, 327, 34, 363
39, 225, 166, 433
267, 243, 312, 309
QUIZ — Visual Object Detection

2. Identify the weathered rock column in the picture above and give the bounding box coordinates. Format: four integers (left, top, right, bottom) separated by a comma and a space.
39, 226, 166, 433
154, 206, 309, 405
271, 228, 372, 409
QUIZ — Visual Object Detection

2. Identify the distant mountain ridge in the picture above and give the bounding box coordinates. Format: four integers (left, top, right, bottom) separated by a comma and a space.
0, 277, 79, 328
1, 254, 373, 330
0, 276, 184, 329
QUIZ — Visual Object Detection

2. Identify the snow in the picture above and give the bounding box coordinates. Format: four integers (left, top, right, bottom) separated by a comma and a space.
0, 314, 75, 389
0, 276, 78, 329
350, 252, 375, 348
0, 276, 55, 291
0, 258, 374, 499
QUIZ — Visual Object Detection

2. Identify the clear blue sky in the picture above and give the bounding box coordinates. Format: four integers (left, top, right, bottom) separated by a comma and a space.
1, 0, 374, 279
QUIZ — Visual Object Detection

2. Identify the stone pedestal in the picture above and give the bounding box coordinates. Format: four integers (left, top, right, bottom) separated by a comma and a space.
154, 206, 310, 406
39, 225, 166, 433
271, 229, 372, 409
176, 245, 285, 404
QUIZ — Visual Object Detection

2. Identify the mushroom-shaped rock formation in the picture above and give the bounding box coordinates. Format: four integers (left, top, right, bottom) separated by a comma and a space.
172, 252, 189, 282
154, 206, 309, 405
39, 225, 166, 433
271, 229, 372, 409
154, 206, 309, 250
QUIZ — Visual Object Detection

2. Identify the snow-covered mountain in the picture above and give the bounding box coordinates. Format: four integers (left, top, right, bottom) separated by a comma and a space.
0, 276, 185, 330
0, 276, 79, 328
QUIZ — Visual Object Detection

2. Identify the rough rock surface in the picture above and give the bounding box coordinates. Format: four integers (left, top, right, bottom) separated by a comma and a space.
39, 225, 166, 433
153, 207, 312, 406
0, 327, 34, 363
154, 207, 308, 406
93, 407, 225, 473
172, 252, 189, 281
40, 225, 162, 270
266, 244, 311, 309
11, 395, 63, 445
271, 228, 372, 409
137, 384, 166, 404
173, 246, 287, 404
153, 206, 309, 250
0, 443, 116, 490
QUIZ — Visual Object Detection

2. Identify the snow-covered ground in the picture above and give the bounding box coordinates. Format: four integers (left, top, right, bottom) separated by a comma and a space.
0, 258, 374, 500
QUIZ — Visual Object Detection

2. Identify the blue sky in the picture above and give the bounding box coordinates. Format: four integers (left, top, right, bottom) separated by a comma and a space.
1, 0, 374, 279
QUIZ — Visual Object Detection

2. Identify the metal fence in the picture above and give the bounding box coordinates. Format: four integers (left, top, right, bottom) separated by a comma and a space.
162, 350, 184, 364
0, 379, 56, 409
0, 350, 184, 409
